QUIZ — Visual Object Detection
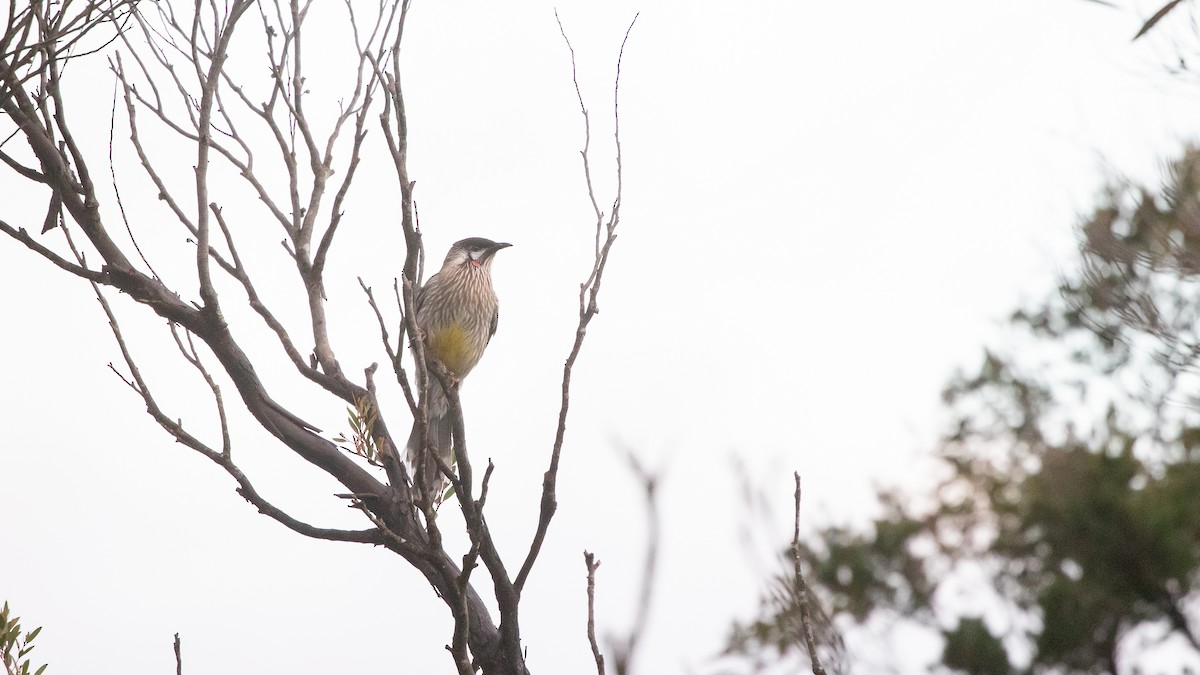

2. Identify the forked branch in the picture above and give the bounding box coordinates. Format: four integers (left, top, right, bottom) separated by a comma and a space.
515, 10, 639, 596
1, 3, 644, 672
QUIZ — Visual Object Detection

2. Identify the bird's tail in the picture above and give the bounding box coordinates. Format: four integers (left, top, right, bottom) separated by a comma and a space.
405, 390, 453, 504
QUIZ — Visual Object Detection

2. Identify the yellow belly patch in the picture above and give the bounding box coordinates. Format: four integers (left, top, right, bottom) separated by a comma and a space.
427, 323, 476, 375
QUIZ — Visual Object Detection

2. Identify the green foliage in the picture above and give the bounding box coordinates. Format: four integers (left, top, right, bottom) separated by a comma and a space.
941, 617, 1009, 675
809, 497, 933, 622
1, 601, 47, 675
723, 569, 845, 674
727, 146, 1200, 672
333, 397, 382, 465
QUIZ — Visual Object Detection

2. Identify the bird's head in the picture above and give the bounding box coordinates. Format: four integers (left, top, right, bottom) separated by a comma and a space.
443, 237, 512, 271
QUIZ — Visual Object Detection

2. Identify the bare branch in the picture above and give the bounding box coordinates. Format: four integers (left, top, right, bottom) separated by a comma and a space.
0, 147, 46, 182
360, 277, 418, 416
1, 2, 600, 671
193, 0, 256, 312
610, 451, 660, 675
112, 51, 199, 240
1135, 0, 1186, 40
515, 11, 638, 596
107, 74, 159, 279
167, 322, 231, 457
793, 473, 827, 675
0, 220, 105, 281
584, 551, 606, 675
55, 215, 378, 547
313, 103, 371, 276
362, 360, 409, 496
235, 478, 382, 544
450, 538, 482, 675
427, 358, 524, 657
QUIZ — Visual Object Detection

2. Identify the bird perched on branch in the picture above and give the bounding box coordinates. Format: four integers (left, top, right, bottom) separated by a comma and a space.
406, 237, 511, 503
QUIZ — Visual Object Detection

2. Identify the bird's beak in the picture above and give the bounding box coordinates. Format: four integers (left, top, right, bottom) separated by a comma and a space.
485, 242, 512, 257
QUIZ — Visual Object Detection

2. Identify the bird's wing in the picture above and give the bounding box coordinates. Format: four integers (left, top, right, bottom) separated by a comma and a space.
487, 307, 499, 345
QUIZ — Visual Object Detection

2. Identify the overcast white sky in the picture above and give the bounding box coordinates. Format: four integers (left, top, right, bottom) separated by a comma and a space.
4, 1, 1200, 673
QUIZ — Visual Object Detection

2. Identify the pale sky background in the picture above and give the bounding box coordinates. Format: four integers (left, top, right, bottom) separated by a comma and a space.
4, 1, 1200, 674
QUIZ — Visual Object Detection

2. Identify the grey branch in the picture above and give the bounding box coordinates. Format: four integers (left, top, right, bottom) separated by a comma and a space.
584, 551, 606, 675
515, 9, 638, 596
793, 473, 827, 675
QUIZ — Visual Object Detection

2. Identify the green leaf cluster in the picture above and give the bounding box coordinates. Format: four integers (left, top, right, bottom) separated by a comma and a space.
1, 601, 47, 675
333, 397, 382, 466
727, 146, 1200, 673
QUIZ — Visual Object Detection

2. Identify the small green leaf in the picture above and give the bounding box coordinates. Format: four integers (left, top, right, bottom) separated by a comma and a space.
35, 664, 47, 675
25, 627, 40, 642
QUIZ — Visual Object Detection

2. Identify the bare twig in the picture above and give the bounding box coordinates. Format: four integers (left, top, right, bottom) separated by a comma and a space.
0, 146, 46, 182
192, 0, 254, 313
107, 75, 158, 279
0, 220, 105, 281
55, 216, 379, 547
793, 473, 827, 675
584, 551, 606, 675
610, 451, 659, 675
2, 2, 586, 671
1134, 0, 1186, 40
174, 632, 181, 675
359, 277, 417, 414
515, 10, 638, 596
167, 323, 232, 457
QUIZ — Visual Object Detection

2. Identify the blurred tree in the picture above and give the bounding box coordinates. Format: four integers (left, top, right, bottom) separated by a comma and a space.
725, 147, 1200, 674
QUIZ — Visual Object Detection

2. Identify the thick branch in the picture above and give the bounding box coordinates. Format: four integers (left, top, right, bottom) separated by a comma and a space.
2, 3, 533, 672
60, 220, 382, 549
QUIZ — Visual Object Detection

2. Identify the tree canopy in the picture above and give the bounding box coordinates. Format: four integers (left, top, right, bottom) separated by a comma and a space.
729, 146, 1200, 673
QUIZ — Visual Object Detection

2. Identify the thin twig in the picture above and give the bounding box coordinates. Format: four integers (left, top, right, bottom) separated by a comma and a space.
584, 551, 606, 675
107, 74, 158, 278
167, 322, 232, 457
793, 472, 827, 675
515, 10, 638, 596
611, 450, 659, 675
1, 2, 528, 671
56, 215, 379, 546
0, 220, 105, 281
359, 277, 416, 413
